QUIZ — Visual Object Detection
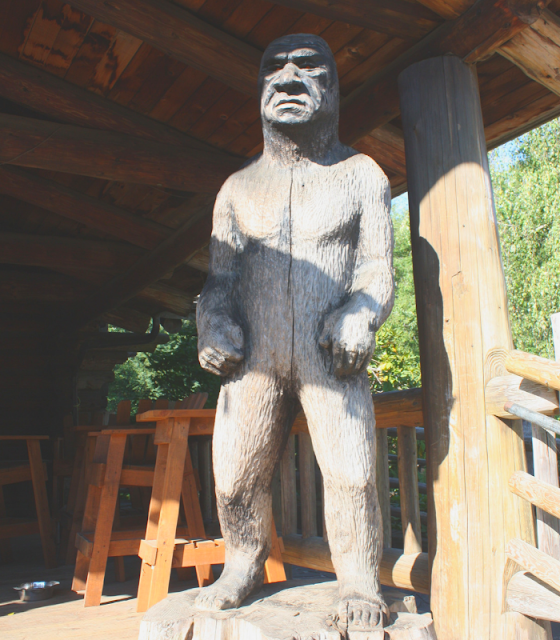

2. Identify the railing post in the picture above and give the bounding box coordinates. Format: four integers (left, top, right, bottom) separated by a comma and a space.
399, 56, 543, 640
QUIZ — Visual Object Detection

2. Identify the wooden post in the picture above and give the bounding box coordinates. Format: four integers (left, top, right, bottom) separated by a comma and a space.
299, 433, 317, 538
397, 426, 422, 554
375, 428, 391, 548
399, 56, 544, 640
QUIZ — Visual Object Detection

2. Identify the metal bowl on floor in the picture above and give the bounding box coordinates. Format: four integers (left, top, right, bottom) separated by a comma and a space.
14, 581, 60, 602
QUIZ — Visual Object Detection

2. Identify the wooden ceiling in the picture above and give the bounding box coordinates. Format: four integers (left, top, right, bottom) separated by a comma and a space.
0, 0, 559, 332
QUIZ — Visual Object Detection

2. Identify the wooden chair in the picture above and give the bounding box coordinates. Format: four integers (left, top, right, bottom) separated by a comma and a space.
71, 393, 208, 606
135, 408, 286, 612
0, 436, 57, 568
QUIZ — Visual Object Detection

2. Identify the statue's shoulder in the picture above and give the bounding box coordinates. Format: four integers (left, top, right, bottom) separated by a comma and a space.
218, 153, 263, 196
337, 146, 390, 192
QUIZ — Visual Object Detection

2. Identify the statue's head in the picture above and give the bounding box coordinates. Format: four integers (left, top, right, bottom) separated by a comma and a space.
258, 34, 339, 133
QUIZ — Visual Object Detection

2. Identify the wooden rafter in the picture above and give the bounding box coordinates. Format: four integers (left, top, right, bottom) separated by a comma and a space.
0, 166, 172, 249
266, 0, 442, 40
0, 114, 241, 192
0, 232, 144, 273
0, 53, 220, 153
67, 0, 262, 96
65, 214, 213, 329
339, 0, 546, 145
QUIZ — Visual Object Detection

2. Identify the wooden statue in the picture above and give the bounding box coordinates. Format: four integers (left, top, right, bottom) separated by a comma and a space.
196, 34, 394, 636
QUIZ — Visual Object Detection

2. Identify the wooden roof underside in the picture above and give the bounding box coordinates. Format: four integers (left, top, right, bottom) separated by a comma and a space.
1, 0, 560, 333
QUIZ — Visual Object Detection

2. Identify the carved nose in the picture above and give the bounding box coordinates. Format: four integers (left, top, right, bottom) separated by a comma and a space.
274, 63, 305, 93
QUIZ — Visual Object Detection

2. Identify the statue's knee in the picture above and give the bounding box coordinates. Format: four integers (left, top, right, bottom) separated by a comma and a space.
329, 468, 374, 496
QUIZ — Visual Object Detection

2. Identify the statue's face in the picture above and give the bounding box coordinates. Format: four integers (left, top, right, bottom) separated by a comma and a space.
260, 40, 337, 127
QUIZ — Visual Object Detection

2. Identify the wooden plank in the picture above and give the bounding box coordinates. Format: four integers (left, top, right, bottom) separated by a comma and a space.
397, 426, 422, 555
0, 114, 241, 193
505, 349, 560, 391
281, 534, 430, 595
0, 52, 216, 152
509, 470, 560, 519
267, 0, 442, 39
485, 373, 559, 417
339, 0, 543, 146
68, 0, 261, 95
42, 4, 93, 77
506, 538, 560, 594
0, 167, 170, 250
0, 517, 39, 539
506, 570, 560, 623
27, 439, 57, 569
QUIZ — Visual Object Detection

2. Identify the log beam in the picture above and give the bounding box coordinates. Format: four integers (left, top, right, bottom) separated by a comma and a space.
505, 349, 560, 391
267, 0, 442, 40
485, 373, 559, 418
67, 0, 261, 96
0, 166, 171, 249
281, 534, 430, 595
509, 470, 560, 519
399, 55, 542, 640
506, 571, 560, 623
0, 53, 219, 153
340, 0, 546, 146
506, 538, 560, 594
0, 114, 241, 193
0, 232, 144, 272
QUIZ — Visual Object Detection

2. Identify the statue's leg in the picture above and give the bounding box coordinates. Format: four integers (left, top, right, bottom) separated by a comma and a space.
299, 370, 388, 631
195, 368, 294, 611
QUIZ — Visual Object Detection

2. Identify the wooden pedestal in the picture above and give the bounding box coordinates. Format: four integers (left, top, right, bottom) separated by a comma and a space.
139, 580, 436, 640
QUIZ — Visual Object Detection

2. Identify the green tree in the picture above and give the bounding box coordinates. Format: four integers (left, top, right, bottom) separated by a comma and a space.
107, 320, 221, 412
490, 119, 560, 359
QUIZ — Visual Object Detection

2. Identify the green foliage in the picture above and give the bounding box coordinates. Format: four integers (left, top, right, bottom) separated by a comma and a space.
368, 208, 421, 393
490, 119, 560, 359
107, 320, 221, 412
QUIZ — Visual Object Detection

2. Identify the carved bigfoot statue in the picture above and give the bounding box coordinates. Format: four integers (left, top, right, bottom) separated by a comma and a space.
196, 34, 394, 634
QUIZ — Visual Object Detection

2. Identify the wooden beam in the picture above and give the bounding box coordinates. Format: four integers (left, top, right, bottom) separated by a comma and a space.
0, 113, 241, 193
0, 271, 90, 302
68, 0, 261, 96
485, 373, 559, 418
267, 0, 442, 40
0, 52, 219, 153
509, 470, 560, 519
506, 538, 560, 594
281, 534, 430, 594
0, 232, 144, 272
505, 349, 560, 391
506, 571, 560, 623
66, 214, 213, 328
340, 0, 544, 146
0, 166, 171, 250
500, 9, 560, 98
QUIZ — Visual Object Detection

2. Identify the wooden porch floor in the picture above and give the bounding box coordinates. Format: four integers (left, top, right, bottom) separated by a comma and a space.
0, 535, 198, 640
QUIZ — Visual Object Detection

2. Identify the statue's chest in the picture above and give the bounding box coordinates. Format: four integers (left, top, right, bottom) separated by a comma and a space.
232, 167, 359, 245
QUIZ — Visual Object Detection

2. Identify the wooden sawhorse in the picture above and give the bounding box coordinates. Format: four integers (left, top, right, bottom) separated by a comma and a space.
135, 409, 286, 612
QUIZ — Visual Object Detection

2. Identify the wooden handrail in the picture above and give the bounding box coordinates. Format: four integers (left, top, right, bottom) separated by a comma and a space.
509, 471, 560, 519
505, 350, 560, 392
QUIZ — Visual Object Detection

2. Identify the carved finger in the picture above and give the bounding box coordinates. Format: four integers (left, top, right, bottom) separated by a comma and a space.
354, 349, 369, 374
332, 342, 345, 375
318, 330, 331, 350
341, 349, 357, 375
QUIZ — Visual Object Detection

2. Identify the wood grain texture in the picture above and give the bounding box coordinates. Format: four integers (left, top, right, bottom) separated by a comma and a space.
506, 538, 560, 593
509, 470, 560, 519
506, 571, 560, 623
68, 0, 261, 95
397, 426, 422, 555
399, 55, 542, 640
0, 113, 241, 193
506, 349, 560, 391
485, 373, 559, 418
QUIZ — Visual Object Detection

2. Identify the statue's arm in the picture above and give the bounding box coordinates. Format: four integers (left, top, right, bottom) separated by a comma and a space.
196, 183, 245, 376
320, 165, 394, 376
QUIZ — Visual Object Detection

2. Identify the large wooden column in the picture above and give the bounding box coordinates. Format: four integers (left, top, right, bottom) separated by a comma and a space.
398, 56, 545, 640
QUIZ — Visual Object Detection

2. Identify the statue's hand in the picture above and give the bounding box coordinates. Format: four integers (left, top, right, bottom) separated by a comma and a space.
319, 307, 376, 377
198, 315, 244, 377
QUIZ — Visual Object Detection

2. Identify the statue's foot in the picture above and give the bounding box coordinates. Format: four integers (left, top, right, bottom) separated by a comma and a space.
195, 564, 264, 611
329, 593, 389, 636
